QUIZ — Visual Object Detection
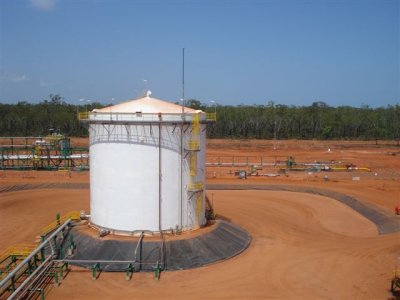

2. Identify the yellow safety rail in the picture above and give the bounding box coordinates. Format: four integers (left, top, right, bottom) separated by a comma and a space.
330, 167, 347, 171
206, 112, 217, 122
357, 167, 371, 172
190, 153, 197, 176
0, 244, 36, 264
187, 182, 204, 192
77, 111, 90, 120
78, 111, 216, 122
331, 166, 371, 172
46, 134, 64, 145
195, 193, 203, 229
40, 211, 80, 237
188, 114, 200, 179
192, 114, 199, 135
0, 244, 37, 279
187, 140, 200, 151
33, 145, 42, 165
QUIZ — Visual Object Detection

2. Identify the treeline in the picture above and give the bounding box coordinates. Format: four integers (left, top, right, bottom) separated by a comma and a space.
186, 99, 400, 143
0, 95, 105, 137
0, 95, 399, 143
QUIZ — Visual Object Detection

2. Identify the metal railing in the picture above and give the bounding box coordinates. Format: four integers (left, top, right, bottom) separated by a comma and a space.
186, 140, 200, 151
187, 182, 204, 192
77, 111, 89, 120
206, 112, 217, 122
78, 111, 216, 123
0, 219, 73, 299
0, 244, 36, 265
40, 211, 80, 237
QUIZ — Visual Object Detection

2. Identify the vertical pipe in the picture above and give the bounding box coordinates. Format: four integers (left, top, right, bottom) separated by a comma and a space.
158, 115, 162, 232
158, 114, 165, 269
179, 123, 183, 229
179, 121, 184, 230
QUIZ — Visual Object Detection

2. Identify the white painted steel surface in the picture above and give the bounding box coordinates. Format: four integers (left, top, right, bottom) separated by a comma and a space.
88, 96, 206, 233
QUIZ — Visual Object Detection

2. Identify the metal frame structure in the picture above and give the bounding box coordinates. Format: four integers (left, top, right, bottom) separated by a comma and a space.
0, 213, 170, 299
0, 136, 89, 171
0, 219, 75, 300
53, 230, 166, 281
206, 155, 372, 173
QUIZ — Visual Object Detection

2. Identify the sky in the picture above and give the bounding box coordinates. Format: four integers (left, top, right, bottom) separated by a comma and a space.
0, 0, 399, 107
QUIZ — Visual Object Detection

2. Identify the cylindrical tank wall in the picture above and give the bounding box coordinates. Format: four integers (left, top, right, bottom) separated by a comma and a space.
89, 120, 206, 233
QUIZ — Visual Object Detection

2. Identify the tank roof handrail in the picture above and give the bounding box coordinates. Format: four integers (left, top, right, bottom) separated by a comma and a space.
79, 110, 205, 118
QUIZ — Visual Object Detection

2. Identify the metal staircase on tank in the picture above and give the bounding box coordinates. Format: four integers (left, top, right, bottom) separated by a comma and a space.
185, 114, 204, 228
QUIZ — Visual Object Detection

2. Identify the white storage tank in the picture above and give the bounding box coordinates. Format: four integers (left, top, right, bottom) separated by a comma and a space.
84, 93, 212, 234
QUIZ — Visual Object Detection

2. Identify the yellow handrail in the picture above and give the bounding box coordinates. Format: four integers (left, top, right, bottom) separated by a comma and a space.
78, 111, 216, 122
187, 140, 200, 151
0, 244, 36, 263
77, 111, 90, 120
187, 182, 204, 191
394, 269, 400, 278
206, 112, 217, 121
192, 114, 199, 135
0, 212, 80, 262
0, 211, 81, 280
190, 154, 197, 176
40, 211, 80, 236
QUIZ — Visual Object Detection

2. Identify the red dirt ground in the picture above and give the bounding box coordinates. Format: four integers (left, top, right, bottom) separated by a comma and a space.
1, 139, 399, 299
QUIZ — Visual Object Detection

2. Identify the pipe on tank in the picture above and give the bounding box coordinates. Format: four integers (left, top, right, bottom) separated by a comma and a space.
158, 113, 165, 269
158, 112, 162, 233
179, 113, 184, 230
180, 49, 185, 231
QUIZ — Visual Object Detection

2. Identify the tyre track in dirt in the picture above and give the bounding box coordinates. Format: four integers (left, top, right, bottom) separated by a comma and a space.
0, 182, 89, 193
207, 184, 399, 234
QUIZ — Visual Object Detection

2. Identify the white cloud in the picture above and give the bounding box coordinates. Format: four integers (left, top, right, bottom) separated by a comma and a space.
0, 72, 29, 83
29, 0, 57, 11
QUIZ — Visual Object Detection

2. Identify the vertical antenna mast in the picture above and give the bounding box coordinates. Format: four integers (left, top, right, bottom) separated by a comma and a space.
182, 48, 185, 112
179, 48, 185, 230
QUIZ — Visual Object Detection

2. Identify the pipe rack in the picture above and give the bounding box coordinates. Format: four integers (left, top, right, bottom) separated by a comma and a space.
0, 219, 73, 299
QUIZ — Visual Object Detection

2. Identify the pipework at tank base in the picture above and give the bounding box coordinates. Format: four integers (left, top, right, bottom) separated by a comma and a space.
85, 194, 216, 237
62, 220, 251, 272
88, 222, 187, 237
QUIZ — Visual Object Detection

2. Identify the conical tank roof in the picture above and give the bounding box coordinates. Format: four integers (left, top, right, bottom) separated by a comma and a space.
94, 95, 199, 114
